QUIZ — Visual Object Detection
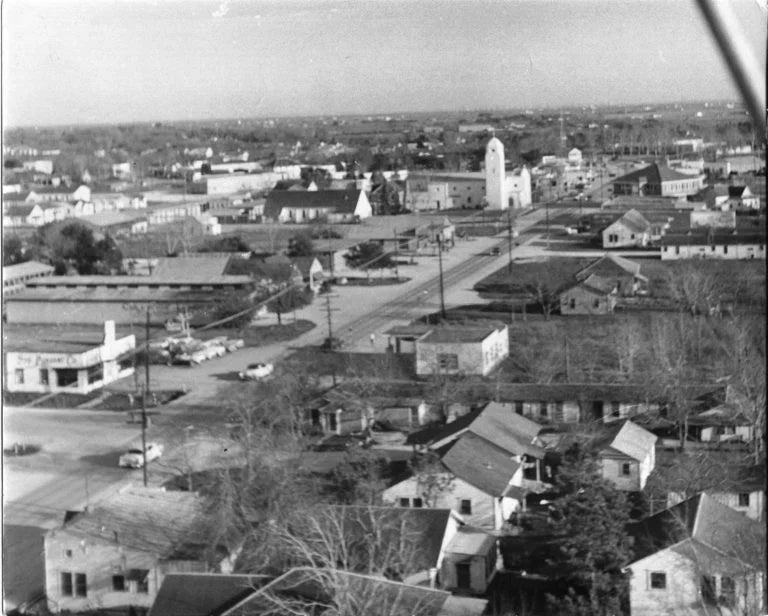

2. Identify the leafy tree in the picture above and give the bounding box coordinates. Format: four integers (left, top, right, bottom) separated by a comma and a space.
206, 292, 256, 329
267, 285, 313, 325
286, 232, 314, 257
546, 445, 633, 616
196, 234, 250, 253
31, 222, 123, 274
3, 235, 27, 266
408, 451, 455, 508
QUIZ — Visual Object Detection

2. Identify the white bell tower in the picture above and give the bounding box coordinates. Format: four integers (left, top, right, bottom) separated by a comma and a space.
485, 134, 508, 210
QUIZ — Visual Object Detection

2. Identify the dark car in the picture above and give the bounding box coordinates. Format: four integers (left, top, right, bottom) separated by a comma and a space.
489, 246, 501, 256
320, 336, 343, 351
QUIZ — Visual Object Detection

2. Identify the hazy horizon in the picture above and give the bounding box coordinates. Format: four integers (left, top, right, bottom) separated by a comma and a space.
3, 0, 766, 128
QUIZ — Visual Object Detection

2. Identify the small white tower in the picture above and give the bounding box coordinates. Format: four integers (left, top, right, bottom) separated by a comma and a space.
485, 135, 508, 210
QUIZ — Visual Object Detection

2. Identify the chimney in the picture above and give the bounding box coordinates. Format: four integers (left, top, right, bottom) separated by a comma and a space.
103, 320, 116, 345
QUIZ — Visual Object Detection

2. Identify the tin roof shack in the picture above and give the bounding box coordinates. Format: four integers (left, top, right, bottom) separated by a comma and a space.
4, 320, 135, 394
415, 323, 509, 377
44, 487, 239, 614
627, 493, 765, 616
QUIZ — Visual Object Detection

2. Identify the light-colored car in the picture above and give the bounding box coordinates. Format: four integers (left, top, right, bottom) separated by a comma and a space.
225, 338, 245, 352
202, 344, 227, 359
118, 442, 163, 468
239, 362, 274, 381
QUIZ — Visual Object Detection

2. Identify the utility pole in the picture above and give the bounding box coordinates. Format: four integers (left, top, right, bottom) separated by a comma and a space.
564, 335, 571, 381
437, 236, 446, 320
506, 209, 513, 272
144, 307, 151, 397
545, 200, 550, 250
393, 227, 400, 281
323, 292, 339, 385
140, 385, 148, 487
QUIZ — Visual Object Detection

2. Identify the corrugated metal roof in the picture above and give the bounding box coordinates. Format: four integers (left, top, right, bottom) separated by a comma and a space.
468, 402, 545, 458
441, 433, 521, 496
52, 488, 206, 559
150, 573, 268, 616
605, 420, 657, 461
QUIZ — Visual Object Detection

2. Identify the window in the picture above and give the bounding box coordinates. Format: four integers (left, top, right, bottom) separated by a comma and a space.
399, 498, 410, 507
61, 572, 74, 596
65, 549, 72, 558
569, 298, 576, 309
412, 498, 423, 508
14, 369, 24, 384
650, 572, 666, 590
701, 575, 716, 603
56, 368, 78, 387
514, 401, 524, 415
738, 493, 750, 507
112, 575, 126, 591
621, 462, 632, 476
723, 245, 728, 255
128, 569, 149, 594
539, 401, 548, 417
87, 363, 103, 384
611, 402, 620, 418
40, 369, 49, 386
593, 298, 600, 308
437, 353, 458, 372
459, 499, 472, 515
75, 573, 87, 597
720, 576, 735, 606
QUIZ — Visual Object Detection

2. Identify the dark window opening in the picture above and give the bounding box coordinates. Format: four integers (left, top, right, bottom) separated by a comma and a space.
128, 569, 149, 594
14, 369, 24, 384
437, 353, 459, 372
720, 576, 735, 606
514, 401, 524, 415
87, 363, 103, 384
112, 575, 125, 591
459, 499, 472, 514
399, 498, 410, 507
412, 498, 423, 508
40, 369, 49, 386
611, 401, 620, 418
621, 462, 632, 476
738, 493, 750, 507
75, 572, 87, 597
701, 575, 716, 604
56, 368, 78, 387
650, 572, 666, 590
328, 412, 338, 432
61, 572, 73, 596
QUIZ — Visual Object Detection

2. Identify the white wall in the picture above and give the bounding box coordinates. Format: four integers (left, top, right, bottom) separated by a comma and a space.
661, 243, 766, 260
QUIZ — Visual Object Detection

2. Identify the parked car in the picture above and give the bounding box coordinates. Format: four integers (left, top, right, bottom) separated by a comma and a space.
321, 336, 343, 351
224, 338, 245, 352
489, 246, 501, 256
118, 442, 163, 468
239, 362, 274, 380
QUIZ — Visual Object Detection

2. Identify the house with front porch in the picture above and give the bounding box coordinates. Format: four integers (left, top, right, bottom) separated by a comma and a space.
263, 189, 372, 223
602, 209, 651, 248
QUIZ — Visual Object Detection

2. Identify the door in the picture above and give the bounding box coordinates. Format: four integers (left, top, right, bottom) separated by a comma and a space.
456, 562, 471, 590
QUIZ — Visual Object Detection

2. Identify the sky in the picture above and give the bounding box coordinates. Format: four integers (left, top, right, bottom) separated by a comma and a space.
2, 0, 766, 127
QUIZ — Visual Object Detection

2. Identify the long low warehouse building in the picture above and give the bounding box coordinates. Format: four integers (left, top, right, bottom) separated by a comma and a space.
5, 285, 243, 325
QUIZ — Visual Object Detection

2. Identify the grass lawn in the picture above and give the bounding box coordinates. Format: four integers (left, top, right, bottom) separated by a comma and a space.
2, 391, 101, 408
285, 349, 417, 380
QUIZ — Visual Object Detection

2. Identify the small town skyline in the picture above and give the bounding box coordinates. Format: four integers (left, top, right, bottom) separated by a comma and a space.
3, 0, 766, 127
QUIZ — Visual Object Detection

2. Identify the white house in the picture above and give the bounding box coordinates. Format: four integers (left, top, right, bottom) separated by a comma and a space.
602, 209, 651, 248
383, 433, 525, 530
264, 189, 372, 223
627, 493, 765, 616
415, 324, 509, 377
44, 487, 238, 613
660, 232, 766, 260
596, 420, 657, 491
4, 321, 135, 394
